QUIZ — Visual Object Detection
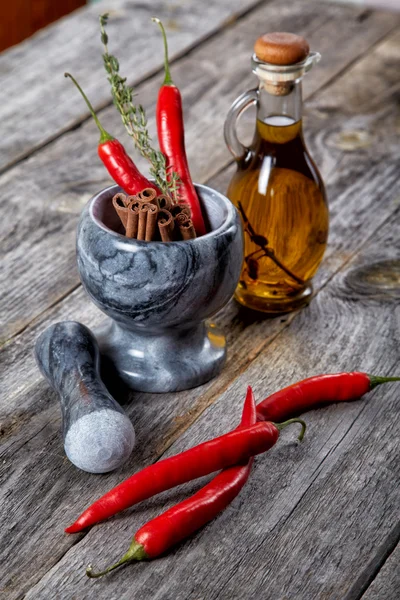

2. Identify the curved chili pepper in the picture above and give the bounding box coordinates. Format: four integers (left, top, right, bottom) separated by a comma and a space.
65, 73, 159, 195
86, 465, 255, 577
153, 19, 207, 236
86, 388, 300, 578
256, 372, 400, 423
137, 386, 257, 557
66, 416, 305, 534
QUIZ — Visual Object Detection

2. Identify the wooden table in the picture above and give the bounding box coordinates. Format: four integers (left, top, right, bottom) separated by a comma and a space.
1, 1, 399, 598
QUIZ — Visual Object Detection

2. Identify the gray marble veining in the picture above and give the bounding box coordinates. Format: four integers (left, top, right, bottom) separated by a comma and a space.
76, 183, 243, 392
35, 321, 135, 473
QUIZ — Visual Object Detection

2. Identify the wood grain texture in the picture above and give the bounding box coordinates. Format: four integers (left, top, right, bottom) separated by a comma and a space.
22, 201, 400, 600
0, 0, 263, 173
1, 0, 398, 342
1, 26, 400, 598
360, 543, 400, 600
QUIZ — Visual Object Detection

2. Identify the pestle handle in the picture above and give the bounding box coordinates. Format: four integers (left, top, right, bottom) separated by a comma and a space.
35, 321, 135, 473
36, 320, 104, 396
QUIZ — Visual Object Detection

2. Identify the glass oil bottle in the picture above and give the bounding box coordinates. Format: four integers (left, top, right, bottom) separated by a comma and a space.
224, 33, 329, 313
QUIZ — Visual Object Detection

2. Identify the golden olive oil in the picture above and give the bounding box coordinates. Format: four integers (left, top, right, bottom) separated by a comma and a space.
227, 116, 328, 313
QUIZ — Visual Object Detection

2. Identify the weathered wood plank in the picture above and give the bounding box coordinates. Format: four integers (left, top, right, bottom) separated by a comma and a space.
0, 0, 264, 173
360, 543, 400, 600
1, 1, 398, 343
23, 199, 400, 599
2, 24, 400, 416
1, 30, 400, 597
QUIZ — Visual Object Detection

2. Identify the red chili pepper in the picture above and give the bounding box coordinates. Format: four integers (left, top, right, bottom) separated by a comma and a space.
66, 414, 305, 534
137, 386, 257, 557
239, 384, 258, 428
256, 372, 400, 423
65, 73, 159, 196
86, 387, 298, 578
153, 19, 207, 236
84, 371, 398, 576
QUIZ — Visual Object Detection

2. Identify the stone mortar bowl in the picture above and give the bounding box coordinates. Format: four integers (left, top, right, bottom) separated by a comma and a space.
76, 183, 243, 393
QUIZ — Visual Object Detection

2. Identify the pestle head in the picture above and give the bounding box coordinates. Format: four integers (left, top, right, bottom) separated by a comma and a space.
64, 409, 135, 473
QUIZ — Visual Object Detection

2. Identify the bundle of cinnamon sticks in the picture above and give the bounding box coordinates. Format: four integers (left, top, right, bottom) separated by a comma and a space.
112, 188, 197, 242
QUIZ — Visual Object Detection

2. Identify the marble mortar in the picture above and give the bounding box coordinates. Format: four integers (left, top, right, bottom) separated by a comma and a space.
76, 183, 243, 392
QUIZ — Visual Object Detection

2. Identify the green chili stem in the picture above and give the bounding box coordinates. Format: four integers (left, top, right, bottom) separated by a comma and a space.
64, 72, 113, 144
274, 418, 307, 442
152, 18, 173, 86
86, 540, 147, 578
369, 375, 400, 389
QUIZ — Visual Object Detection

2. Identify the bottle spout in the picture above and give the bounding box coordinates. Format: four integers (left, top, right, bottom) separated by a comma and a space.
252, 49, 321, 96
252, 50, 321, 78
304, 51, 321, 71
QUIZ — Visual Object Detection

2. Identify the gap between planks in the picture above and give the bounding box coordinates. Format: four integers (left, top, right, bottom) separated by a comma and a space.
347, 523, 400, 600
0, 282, 82, 352
359, 542, 400, 600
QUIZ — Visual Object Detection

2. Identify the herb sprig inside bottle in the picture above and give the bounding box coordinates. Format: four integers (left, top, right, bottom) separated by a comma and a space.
99, 13, 181, 201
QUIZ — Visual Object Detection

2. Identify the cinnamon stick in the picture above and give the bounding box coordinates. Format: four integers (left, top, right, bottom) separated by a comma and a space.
179, 204, 192, 217
179, 218, 197, 240
126, 194, 140, 206
138, 204, 150, 240
137, 188, 158, 206
175, 212, 189, 226
156, 194, 172, 211
157, 209, 175, 242
112, 193, 129, 229
173, 212, 188, 239
170, 203, 191, 219
126, 202, 140, 238
113, 191, 194, 241
145, 204, 158, 241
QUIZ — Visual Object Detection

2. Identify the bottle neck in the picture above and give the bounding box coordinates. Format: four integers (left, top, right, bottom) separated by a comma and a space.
257, 80, 302, 124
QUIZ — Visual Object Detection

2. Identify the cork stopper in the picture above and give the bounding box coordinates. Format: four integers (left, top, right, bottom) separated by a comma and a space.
254, 32, 309, 65
253, 33, 310, 97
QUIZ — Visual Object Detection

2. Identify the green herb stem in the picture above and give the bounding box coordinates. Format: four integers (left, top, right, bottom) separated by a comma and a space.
99, 13, 180, 200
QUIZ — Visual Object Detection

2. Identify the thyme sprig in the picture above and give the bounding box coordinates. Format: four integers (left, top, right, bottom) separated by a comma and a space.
99, 13, 180, 200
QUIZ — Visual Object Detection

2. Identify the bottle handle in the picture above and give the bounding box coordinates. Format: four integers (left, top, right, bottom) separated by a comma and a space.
224, 88, 258, 162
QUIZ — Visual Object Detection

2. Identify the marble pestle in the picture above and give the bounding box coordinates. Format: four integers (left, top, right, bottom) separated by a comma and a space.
35, 321, 135, 473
